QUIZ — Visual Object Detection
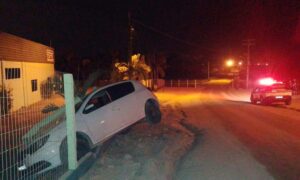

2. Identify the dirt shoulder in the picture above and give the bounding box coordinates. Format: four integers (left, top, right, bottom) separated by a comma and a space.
80, 102, 195, 180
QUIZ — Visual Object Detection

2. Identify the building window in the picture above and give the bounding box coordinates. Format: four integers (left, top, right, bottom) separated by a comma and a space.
31, 79, 38, 92
5, 68, 21, 79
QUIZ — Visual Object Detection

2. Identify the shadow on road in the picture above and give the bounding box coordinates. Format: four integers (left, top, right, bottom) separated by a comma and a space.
224, 99, 300, 114
224, 100, 251, 105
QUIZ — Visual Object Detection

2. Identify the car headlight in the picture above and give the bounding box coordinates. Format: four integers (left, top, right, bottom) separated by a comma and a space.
25, 135, 50, 154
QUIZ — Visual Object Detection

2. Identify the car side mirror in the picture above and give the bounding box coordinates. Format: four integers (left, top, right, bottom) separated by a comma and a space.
85, 104, 94, 111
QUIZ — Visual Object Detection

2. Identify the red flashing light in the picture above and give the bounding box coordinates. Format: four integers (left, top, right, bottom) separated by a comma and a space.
258, 78, 277, 86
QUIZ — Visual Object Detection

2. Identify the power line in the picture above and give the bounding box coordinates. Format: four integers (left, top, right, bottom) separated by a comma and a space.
132, 19, 197, 47
132, 18, 217, 52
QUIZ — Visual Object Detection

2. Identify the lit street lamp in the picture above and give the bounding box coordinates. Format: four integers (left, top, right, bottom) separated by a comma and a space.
225, 59, 234, 67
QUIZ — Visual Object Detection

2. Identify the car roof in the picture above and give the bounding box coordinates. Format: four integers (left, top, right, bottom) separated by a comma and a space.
86, 80, 144, 96
254, 83, 286, 89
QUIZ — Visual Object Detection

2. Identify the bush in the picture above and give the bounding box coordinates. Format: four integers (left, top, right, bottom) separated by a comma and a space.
40, 78, 54, 99
40, 75, 64, 99
0, 86, 12, 115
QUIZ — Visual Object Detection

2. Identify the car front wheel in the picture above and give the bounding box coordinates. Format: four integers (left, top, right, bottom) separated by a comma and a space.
59, 137, 91, 167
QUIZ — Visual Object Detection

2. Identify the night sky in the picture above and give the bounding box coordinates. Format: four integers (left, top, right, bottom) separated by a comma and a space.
0, 0, 299, 78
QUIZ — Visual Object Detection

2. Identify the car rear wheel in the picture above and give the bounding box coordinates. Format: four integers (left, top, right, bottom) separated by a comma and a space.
261, 99, 269, 105
260, 96, 268, 105
145, 99, 161, 124
285, 99, 291, 105
250, 95, 256, 104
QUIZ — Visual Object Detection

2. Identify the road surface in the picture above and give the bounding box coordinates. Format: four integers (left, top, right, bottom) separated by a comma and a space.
156, 87, 300, 180
81, 85, 300, 180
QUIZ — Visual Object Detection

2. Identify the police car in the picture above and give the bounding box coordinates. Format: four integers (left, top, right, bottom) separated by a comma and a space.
250, 78, 292, 105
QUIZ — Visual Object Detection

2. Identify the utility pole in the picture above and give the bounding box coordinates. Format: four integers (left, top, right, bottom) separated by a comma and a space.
207, 61, 210, 80
242, 39, 255, 89
128, 12, 133, 63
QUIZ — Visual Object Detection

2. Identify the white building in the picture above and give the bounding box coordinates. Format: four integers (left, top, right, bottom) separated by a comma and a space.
0, 32, 55, 111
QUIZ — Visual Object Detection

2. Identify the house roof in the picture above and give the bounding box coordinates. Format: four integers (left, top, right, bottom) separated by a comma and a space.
0, 32, 54, 64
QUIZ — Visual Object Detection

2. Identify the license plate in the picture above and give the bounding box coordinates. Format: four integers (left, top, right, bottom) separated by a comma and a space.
275, 96, 283, 99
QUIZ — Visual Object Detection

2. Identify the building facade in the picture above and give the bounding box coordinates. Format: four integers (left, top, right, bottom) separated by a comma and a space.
0, 32, 55, 111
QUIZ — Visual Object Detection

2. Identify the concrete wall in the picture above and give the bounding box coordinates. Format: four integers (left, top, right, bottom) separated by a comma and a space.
23, 62, 55, 106
1, 60, 54, 111
1, 61, 24, 111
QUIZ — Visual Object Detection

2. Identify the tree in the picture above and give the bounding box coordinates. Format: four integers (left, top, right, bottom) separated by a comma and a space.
110, 54, 151, 82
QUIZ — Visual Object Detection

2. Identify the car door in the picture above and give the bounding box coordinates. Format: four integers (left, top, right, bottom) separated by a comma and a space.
105, 82, 137, 135
79, 89, 113, 143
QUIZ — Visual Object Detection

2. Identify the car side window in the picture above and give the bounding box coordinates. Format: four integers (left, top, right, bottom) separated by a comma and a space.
106, 82, 135, 101
83, 90, 111, 114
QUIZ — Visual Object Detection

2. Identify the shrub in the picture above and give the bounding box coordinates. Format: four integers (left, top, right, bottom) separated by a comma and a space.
40, 78, 54, 99
0, 86, 12, 115
40, 75, 64, 99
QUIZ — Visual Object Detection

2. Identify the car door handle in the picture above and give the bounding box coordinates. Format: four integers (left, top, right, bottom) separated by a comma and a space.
100, 120, 105, 124
112, 107, 120, 111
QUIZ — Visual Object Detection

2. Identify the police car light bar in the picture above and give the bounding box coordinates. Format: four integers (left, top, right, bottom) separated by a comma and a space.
258, 78, 277, 86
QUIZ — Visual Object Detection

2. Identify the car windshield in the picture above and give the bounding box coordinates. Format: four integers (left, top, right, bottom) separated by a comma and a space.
75, 92, 92, 113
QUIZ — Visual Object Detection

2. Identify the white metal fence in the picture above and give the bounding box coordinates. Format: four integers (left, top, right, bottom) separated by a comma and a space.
0, 68, 77, 179
165, 79, 209, 88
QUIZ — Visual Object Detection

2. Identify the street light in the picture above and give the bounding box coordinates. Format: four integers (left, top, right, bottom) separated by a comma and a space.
226, 59, 234, 67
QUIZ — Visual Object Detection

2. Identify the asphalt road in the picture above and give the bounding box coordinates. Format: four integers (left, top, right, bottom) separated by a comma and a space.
156, 87, 300, 180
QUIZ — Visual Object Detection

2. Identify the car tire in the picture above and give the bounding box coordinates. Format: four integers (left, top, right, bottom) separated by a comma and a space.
145, 99, 161, 124
77, 137, 91, 160
262, 99, 269, 105
285, 99, 291, 105
59, 137, 91, 166
260, 96, 268, 105
251, 99, 257, 104
59, 138, 68, 168
250, 95, 256, 104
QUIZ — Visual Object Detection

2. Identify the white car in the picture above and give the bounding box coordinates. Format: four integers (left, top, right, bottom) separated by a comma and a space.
18, 80, 161, 174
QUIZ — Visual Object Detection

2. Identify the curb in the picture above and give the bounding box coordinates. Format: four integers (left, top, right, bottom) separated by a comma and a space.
59, 152, 96, 180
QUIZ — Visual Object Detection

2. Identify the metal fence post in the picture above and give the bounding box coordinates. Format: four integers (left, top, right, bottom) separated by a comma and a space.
195, 79, 197, 88
178, 80, 180, 87
171, 80, 173, 87
187, 80, 189, 88
63, 74, 77, 170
